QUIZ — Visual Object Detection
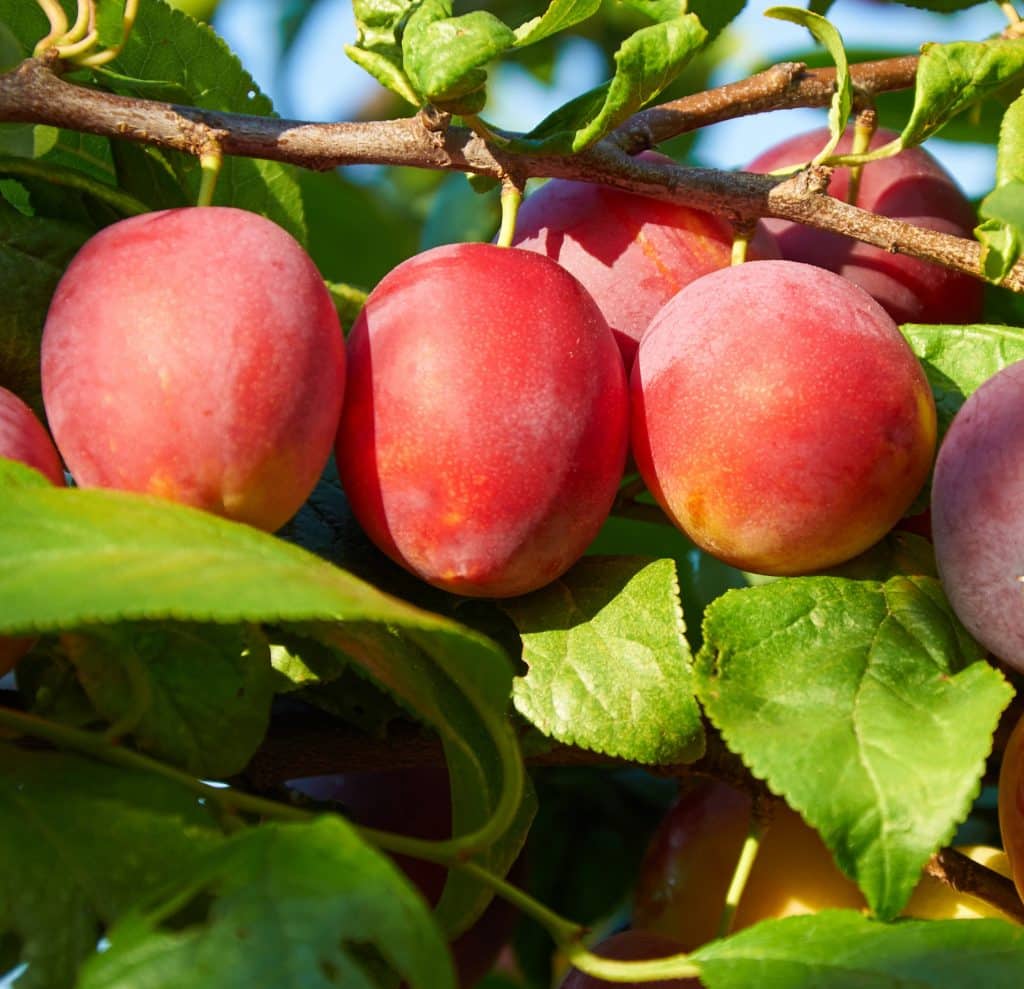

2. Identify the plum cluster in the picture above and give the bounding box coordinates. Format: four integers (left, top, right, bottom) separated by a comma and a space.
0, 129, 992, 610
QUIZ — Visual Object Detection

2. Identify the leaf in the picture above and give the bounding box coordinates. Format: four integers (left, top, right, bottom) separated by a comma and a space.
419, 172, 501, 250
78, 817, 456, 989
692, 911, 1024, 989
898, 40, 1024, 149
403, 1, 516, 111
765, 7, 851, 162
696, 576, 1012, 920
976, 93, 1024, 281
505, 557, 704, 765
0, 198, 91, 417
514, 0, 601, 47
112, 1, 305, 238
345, 0, 419, 106
522, 14, 708, 152
0, 484, 524, 902
64, 622, 276, 778
900, 322, 1024, 440
0, 746, 223, 989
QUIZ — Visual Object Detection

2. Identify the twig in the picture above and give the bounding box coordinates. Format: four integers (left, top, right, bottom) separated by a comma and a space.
924, 846, 1024, 924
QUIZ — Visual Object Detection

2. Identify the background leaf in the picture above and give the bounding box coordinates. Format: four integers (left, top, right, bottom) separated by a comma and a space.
0, 746, 223, 989
513, 0, 601, 47
505, 557, 703, 765
696, 576, 1012, 920
78, 817, 456, 989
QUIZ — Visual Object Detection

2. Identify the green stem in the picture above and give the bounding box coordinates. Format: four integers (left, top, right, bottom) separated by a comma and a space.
0, 156, 149, 216
563, 940, 702, 983
716, 803, 767, 938
197, 146, 223, 207
496, 178, 523, 248
846, 108, 877, 207
731, 233, 750, 266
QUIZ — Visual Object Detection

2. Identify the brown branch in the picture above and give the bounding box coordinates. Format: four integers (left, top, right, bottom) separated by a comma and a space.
1, 54, 1022, 294
619, 55, 922, 150
924, 846, 1024, 925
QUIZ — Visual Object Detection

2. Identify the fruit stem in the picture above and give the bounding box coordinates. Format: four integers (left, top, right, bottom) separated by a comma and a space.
76, 0, 139, 68
731, 230, 752, 266
846, 107, 877, 207
716, 794, 771, 938
197, 144, 223, 207
496, 176, 524, 248
562, 940, 703, 983
1000, 3, 1021, 25
33, 0, 70, 56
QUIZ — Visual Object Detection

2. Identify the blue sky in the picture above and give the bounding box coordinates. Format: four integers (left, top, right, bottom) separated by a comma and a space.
214, 0, 1006, 196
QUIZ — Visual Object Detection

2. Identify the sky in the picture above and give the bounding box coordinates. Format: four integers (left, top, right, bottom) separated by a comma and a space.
213, 0, 1008, 196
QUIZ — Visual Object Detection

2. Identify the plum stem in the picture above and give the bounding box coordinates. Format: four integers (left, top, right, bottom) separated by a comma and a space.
197, 145, 223, 207
1000, 3, 1021, 26
717, 793, 772, 938
32, 0, 70, 57
731, 231, 751, 265
496, 177, 524, 247
846, 106, 878, 206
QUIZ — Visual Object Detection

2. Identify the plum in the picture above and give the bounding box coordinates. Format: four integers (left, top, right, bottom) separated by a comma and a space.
932, 359, 1024, 672
511, 152, 777, 369
41, 206, 345, 532
747, 127, 983, 325
631, 259, 937, 575
336, 242, 628, 597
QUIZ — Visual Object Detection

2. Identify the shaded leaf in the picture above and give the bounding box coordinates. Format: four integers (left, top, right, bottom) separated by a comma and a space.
64, 622, 276, 778
78, 817, 455, 989
0, 746, 222, 989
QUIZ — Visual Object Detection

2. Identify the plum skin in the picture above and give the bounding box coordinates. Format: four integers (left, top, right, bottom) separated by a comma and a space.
631, 260, 937, 576
747, 127, 983, 326
336, 242, 629, 598
0, 386, 65, 674
999, 713, 1024, 903
932, 360, 1024, 673
41, 206, 345, 533
511, 152, 777, 369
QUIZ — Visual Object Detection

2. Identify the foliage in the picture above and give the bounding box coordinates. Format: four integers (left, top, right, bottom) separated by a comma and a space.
1, 0, 1023, 987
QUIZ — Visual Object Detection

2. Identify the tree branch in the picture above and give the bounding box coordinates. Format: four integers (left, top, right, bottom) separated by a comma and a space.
1, 54, 1022, 294
924, 847, 1024, 925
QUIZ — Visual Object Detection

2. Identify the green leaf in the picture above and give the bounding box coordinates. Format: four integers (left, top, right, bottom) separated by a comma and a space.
513, 0, 601, 47
976, 201, 1024, 282
64, 622, 276, 778
78, 817, 456, 989
696, 576, 1012, 920
0, 197, 91, 417
884, 0, 988, 9
975, 93, 1024, 281
0, 457, 53, 490
0, 746, 223, 989
900, 322, 1024, 440
808, 0, 836, 12
899, 40, 1024, 149
345, 0, 419, 106
522, 14, 708, 152
692, 911, 1024, 988
0, 484, 524, 895
765, 7, 851, 162
94, 0, 130, 50
403, 1, 516, 110
505, 557, 704, 765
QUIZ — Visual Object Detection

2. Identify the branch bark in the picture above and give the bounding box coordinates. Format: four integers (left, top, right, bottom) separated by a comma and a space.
1, 54, 1022, 294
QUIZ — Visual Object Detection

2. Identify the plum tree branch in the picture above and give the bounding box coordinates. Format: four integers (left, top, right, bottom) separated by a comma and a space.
2, 53, 1022, 294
